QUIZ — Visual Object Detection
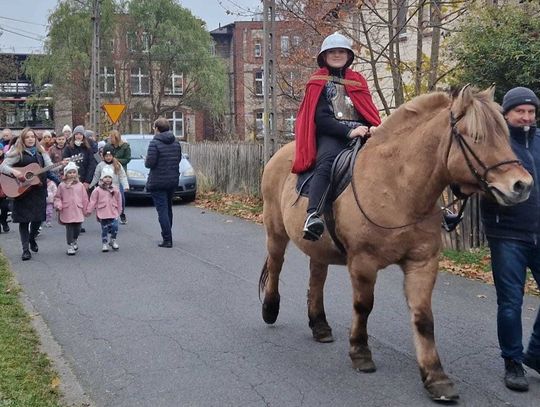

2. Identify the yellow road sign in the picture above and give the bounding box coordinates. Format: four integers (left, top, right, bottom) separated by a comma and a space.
102, 103, 126, 124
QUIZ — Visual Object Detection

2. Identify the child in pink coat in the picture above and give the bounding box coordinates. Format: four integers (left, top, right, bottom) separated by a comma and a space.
86, 166, 122, 252
54, 161, 89, 255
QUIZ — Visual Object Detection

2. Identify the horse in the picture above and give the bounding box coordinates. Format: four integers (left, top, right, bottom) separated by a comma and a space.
258, 86, 533, 402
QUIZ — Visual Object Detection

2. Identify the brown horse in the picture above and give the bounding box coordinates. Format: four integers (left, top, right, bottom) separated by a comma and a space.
259, 86, 533, 401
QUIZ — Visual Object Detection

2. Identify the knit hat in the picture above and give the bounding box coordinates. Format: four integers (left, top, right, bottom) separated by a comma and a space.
62, 125, 72, 133
63, 161, 79, 175
102, 144, 115, 157
72, 125, 85, 137
502, 87, 539, 114
100, 166, 114, 180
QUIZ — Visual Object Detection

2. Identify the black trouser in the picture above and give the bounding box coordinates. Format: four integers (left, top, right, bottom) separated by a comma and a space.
19, 222, 41, 251
65, 223, 82, 245
0, 198, 9, 225
307, 134, 348, 214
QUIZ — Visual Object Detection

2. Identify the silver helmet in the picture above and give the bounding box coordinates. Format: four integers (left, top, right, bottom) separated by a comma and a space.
317, 32, 355, 68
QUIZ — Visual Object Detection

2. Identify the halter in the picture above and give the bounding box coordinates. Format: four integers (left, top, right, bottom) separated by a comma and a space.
449, 112, 521, 200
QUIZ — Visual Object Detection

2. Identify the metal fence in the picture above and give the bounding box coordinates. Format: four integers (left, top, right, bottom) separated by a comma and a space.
184, 142, 485, 250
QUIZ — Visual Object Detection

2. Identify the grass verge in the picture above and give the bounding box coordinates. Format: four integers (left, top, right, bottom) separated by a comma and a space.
0, 251, 63, 407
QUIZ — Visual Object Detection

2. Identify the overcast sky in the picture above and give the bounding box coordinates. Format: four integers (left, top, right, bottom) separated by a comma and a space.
0, 0, 262, 53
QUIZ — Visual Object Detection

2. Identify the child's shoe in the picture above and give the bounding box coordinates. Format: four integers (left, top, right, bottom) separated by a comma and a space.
110, 239, 119, 250
66, 244, 76, 256
102, 242, 109, 252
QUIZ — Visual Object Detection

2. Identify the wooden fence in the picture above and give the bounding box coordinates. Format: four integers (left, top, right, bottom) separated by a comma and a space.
184, 141, 485, 251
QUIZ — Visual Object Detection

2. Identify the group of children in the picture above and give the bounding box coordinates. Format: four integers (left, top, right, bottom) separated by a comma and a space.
53, 161, 123, 255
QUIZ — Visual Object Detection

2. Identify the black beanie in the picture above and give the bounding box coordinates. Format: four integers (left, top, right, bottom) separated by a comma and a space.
502, 87, 539, 114
102, 144, 115, 157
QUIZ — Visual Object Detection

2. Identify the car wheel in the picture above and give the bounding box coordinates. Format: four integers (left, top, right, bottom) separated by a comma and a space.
182, 192, 196, 203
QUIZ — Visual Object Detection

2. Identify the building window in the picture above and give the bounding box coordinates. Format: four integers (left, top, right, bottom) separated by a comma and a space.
292, 36, 300, 47
281, 36, 290, 57
254, 71, 263, 96
168, 111, 184, 138
141, 32, 150, 52
127, 32, 137, 52
255, 111, 264, 138
130, 67, 150, 95
254, 41, 262, 57
284, 111, 296, 137
99, 66, 116, 94
132, 112, 150, 134
165, 72, 183, 95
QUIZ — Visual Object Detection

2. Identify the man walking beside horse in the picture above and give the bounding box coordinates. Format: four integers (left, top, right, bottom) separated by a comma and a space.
480, 87, 540, 392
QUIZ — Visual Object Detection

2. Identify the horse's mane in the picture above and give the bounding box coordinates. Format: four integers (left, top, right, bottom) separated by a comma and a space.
372, 89, 507, 145
373, 92, 450, 142
452, 88, 508, 145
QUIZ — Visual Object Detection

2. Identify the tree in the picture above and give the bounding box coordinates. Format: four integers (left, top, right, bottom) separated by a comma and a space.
126, 0, 227, 121
448, 2, 540, 101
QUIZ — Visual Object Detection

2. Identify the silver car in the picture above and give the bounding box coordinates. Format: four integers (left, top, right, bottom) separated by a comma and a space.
122, 134, 197, 202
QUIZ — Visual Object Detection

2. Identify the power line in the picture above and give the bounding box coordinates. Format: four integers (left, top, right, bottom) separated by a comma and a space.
0, 22, 46, 38
0, 15, 47, 27
0, 25, 45, 42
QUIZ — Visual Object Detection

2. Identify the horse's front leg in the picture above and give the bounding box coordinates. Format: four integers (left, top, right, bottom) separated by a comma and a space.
348, 255, 378, 373
402, 257, 459, 401
307, 259, 333, 342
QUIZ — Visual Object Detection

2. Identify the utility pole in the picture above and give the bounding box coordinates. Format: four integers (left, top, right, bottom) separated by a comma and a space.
89, 0, 101, 133
262, 0, 277, 164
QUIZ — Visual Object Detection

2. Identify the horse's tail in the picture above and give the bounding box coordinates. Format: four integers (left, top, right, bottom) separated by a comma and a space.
258, 256, 269, 302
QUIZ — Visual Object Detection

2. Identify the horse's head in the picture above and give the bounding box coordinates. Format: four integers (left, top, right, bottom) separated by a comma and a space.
447, 85, 533, 206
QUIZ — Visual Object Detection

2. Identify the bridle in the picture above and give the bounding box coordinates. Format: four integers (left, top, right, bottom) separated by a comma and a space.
448, 112, 521, 200
351, 110, 522, 230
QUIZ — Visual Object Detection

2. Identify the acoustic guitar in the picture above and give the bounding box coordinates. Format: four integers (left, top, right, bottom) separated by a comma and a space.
0, 154, 83, 198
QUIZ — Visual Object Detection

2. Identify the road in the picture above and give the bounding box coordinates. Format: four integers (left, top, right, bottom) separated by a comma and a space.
1, 203, 539, 406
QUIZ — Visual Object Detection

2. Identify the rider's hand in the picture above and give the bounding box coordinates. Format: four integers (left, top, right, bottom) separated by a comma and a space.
349, 126, 369, 139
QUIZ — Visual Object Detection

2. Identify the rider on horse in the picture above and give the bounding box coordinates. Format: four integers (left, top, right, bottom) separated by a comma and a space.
292, 32, 381, 241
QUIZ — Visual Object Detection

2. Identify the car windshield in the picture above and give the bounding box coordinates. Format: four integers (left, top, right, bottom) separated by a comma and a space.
127, 139, 150, 158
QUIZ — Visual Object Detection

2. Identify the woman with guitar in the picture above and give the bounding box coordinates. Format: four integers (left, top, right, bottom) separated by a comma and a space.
0, 128, 59, 260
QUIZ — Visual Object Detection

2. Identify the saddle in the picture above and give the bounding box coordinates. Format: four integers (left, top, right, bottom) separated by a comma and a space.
295, 139, 365, 253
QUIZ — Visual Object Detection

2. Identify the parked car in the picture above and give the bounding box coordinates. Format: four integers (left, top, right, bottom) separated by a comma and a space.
122, 134, 197, 202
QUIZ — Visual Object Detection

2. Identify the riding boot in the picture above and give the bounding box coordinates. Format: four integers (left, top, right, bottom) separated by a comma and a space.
304, 184, 331, 241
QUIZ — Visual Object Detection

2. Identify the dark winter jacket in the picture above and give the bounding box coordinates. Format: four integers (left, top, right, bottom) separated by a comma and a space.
63, 144, 97, 185
144, 131, 182, 191
481, 125, 540, 244
107, 142, 131, 171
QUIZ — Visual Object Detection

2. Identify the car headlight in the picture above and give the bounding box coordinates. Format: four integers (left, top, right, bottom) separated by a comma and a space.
127, 169, 147, 179
182, 168, 195, 177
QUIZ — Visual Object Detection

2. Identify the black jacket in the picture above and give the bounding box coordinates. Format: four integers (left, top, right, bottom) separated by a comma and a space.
63, 144, 97, 184
481, 125, 540, 244
144, 131, 182, 191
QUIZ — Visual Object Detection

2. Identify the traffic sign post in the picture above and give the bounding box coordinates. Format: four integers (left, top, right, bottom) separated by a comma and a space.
102, 103, 126, 125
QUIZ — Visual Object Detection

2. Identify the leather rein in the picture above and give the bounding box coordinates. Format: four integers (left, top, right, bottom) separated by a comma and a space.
351, 111, 522, 230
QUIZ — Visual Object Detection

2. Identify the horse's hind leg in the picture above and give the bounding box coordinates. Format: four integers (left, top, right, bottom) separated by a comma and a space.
402, 258, 458, 401
260, 229, 289, 324
348, 255, 378, 373
308, 259, 333, 342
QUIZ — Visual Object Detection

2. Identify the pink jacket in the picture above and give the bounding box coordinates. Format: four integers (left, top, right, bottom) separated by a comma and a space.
87, 185, 122, 220
54, 181, 89, 224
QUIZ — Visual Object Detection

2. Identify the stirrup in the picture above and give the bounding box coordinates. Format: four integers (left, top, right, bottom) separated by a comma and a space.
303, 213, 325, 241
442, 211, 463, 232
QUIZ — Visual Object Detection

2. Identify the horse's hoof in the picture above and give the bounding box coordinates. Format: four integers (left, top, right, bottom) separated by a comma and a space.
311, 321, 334, 343
262, 298, 280, 324
350, 347, 376, 372
425, 379, 459, 402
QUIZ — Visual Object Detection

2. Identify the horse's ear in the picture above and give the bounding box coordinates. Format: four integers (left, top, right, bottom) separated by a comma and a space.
484, 84, 496, 100
454, 84, 474, 114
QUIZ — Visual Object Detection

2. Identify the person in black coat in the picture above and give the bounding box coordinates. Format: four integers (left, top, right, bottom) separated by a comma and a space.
62, 125, 97, 189
0, 128, 54, 260
145, 117, 182, 247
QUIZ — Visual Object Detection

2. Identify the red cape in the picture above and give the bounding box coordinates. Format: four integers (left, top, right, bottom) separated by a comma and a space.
292, 67, 381, 174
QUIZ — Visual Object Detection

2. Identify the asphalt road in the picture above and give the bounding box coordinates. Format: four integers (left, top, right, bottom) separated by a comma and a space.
1, 202, 539, 407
